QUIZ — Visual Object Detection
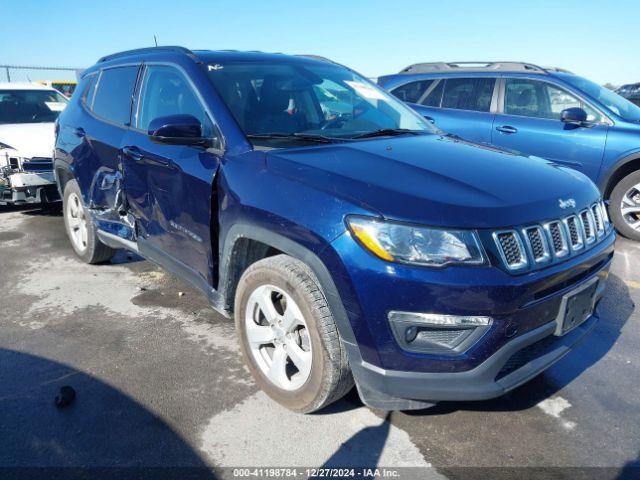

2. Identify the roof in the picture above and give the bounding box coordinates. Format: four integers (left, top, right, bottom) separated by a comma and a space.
94, 46, 335, 67
397, 62, 571, 75
0, 82, 57, 91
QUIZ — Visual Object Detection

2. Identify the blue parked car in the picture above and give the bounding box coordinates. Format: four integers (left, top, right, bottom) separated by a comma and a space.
54, 48, 614, 412
379, 62, 640, 241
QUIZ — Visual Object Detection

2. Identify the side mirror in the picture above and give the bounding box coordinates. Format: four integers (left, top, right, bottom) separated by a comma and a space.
148, 114, 211, 146
560, 107, 588, 126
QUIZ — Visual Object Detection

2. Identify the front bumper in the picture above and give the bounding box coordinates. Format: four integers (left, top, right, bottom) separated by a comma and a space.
326, 228, 615, 410
0, 172, 59, 205
348, 291, 603, 409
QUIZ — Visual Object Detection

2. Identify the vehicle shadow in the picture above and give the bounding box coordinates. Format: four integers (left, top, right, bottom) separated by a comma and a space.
316, 413, 392, 472
0, 204, 47, 215
403, 272, 634, 416
0, 347, 216, 480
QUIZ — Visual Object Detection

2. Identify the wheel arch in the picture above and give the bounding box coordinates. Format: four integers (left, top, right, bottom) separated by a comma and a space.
54, 160, 75, 198
600, 153, 640, 200
217, 224, 357, 345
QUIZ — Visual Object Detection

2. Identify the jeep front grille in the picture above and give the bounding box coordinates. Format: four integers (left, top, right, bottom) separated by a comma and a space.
494, 201, 610, 272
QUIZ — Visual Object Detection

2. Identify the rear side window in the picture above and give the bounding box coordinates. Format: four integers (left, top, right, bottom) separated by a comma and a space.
80, 74, 97, 107
391, 80, 433, 103
92, 66, 139, 126
421, 80, 444, 107
441, 78, 496, 112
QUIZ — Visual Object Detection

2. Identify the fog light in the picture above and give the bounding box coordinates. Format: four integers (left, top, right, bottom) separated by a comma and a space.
388, 311, 492, 327
388, 311, 493, 354
405, 326, 418, 343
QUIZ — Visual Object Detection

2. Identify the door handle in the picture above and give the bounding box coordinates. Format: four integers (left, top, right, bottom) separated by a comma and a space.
496, 125, 518, 134
73, 127, 86, 138
122, 146, 144, 162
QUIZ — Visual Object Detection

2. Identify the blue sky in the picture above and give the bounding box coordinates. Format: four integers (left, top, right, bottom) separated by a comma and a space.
1, 0, 638, 85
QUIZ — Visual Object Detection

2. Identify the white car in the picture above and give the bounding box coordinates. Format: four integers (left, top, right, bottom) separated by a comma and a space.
0, 83, 68, 205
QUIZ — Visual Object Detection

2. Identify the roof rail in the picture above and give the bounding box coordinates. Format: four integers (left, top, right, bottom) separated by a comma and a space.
296, 54, 335, 63
398, 61, 568, 75
98, 46, 199, 63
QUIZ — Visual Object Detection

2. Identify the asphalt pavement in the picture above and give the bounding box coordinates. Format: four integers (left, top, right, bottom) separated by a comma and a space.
0, 205, 638, 479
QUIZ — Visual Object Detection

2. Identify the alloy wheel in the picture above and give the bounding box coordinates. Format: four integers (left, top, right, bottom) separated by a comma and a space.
66, 192, 88, 253
244, 284, 312, 391
621, 183, 640, 232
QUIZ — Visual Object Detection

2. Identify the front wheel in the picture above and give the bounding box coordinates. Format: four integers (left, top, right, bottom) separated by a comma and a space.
609, 170, 640, 241
63, 179, 115, 264
234, 255, 353, 413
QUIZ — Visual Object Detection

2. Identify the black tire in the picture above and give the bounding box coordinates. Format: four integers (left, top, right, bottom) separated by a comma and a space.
63, 179, 115, 264
609, 170, 640, 241
235, 254, 354, 413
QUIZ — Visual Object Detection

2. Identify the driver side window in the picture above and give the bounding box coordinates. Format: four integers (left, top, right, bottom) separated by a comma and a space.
504, 78, 601, 122
136, 65, 214, 136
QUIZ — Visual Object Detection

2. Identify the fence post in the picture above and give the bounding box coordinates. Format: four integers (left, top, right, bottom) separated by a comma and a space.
5, 67, 10, 82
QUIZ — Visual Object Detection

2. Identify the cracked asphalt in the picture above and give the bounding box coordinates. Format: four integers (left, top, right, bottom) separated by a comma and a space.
0, 205, 639, 479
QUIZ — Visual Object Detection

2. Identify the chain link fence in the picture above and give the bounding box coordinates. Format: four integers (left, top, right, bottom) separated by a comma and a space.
1, 65, 84, 83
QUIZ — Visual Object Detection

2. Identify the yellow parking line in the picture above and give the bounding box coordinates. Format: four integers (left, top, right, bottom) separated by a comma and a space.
625, 280, 640, 289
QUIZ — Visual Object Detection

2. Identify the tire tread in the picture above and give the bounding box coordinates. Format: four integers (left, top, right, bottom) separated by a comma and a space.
236, 254, 353, 412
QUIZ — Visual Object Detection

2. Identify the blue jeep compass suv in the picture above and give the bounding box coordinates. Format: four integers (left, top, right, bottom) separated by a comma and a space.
54, 48, 615, 412
379, 62, 640, 242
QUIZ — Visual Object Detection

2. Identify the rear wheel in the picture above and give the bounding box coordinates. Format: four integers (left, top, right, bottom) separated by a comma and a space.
235, 254, 353, 413
610, 170, 640, 241
63, 179, 115, 264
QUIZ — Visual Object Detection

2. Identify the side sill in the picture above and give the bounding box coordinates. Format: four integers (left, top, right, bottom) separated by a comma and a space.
96, 230, 229, 318
138, 237, 229, 317
97, 230, 139, 252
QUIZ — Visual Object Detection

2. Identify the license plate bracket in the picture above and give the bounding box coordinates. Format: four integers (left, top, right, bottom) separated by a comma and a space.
555, 281, 598, 336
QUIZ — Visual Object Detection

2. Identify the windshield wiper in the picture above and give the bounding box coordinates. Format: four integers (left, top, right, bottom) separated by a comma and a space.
246, 133, 342, 144
351, 128, 425, 139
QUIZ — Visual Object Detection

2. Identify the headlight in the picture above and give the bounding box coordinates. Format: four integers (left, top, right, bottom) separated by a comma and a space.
346, 216, 485, 267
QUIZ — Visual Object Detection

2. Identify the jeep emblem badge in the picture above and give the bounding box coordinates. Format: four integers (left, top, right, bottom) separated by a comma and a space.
559, 198, 576, 209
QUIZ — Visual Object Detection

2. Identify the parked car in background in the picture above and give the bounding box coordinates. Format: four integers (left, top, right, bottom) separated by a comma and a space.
36, 80, 78, 98
379, 62, 640, 240
0, 83, 67, 205
617, 82, 640, 107
55, 47, 614, 413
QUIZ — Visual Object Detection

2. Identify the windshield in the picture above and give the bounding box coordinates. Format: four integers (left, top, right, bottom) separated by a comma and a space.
0, 89, 68, 124
559, 74, 640, 123
205, 60, 435, 144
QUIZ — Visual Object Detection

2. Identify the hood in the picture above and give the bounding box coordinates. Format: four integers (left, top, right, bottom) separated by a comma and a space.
0, 123, 55, 159
265, 134, 601, 229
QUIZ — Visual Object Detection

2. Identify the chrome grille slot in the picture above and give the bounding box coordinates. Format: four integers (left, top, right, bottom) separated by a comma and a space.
544, 221, 569, 258
580, 209, 596, 244
524, 226, 550, 263
564, 215, 584, 250
599, 201, 610, 227
591, 204, 604, 236
494, 230, 527, 270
